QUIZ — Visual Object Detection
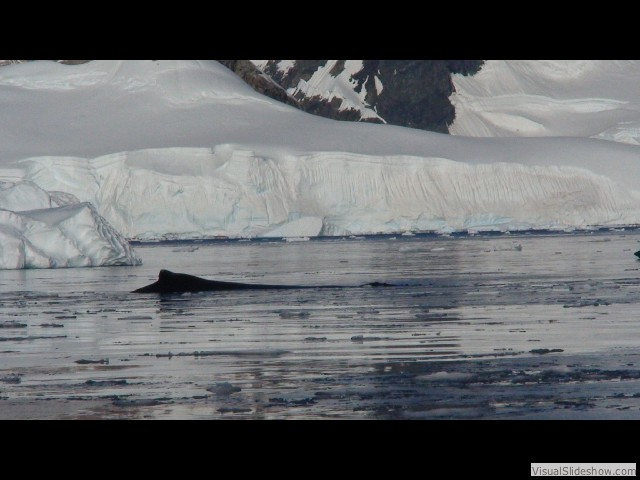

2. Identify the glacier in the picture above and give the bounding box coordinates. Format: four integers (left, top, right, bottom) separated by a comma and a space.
1, 60, 640, 249
450, 60, 640, 144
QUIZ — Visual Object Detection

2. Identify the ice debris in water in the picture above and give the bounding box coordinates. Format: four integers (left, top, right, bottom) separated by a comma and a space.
207, 382, 241, 395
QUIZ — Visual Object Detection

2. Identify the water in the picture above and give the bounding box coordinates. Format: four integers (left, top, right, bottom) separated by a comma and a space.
2, 232, 640, 419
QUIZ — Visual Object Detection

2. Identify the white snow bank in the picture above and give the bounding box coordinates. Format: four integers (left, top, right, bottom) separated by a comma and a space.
450, 60, 640, 144
0, 181, 141, 269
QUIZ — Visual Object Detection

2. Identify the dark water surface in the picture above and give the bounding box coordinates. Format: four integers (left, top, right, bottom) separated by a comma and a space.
2, 232, 640, 419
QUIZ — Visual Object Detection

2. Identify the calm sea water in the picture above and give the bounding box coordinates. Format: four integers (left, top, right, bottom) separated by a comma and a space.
2, 232, 640, 419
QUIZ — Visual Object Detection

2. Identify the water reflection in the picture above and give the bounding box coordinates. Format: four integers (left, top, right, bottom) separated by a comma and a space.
1, 232, 640, 418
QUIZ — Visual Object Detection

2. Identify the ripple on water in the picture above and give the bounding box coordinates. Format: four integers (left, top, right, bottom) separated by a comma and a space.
1, 232, 640, 418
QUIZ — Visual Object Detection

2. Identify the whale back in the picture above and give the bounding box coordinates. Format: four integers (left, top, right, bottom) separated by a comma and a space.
132, 269, 292, 293
132, 270, 396, 294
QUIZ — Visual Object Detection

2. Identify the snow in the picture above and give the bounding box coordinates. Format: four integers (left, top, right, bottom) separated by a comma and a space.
374, 75, 383, 95
250, 60, 270, 71
1, 60, 640, 244
0, 181, 141, 269
275, 60, 296, 75
450, 60, 640, 144
251, 60, 297, 77
0, 180, 52, 211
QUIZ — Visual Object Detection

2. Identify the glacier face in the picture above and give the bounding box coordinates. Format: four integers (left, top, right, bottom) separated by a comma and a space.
2, 60, 640, 244
20, 144, 640, 240
0, 181, 141, 269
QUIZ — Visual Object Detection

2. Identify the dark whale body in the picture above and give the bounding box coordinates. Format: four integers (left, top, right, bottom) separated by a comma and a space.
635, 250, 640, 259
133, 270, 297, 293
132, 269, 393, 294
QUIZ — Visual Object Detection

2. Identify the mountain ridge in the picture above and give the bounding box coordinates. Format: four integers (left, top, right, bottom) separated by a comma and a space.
250, 60, 483, 132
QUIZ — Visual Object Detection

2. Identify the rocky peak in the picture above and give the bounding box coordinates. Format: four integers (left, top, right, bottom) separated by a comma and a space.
251, 60, 483, 132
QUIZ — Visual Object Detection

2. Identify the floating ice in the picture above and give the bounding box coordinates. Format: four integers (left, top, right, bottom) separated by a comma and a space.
0, 181, 141, 269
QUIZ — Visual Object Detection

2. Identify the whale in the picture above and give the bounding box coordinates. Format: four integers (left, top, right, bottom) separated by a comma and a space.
132, 269, 393, 293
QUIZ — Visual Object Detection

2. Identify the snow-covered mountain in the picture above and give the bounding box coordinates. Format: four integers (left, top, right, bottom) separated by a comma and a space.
1, 60, 640, 258
450, 60, 640, 144
251, 60, 483, 132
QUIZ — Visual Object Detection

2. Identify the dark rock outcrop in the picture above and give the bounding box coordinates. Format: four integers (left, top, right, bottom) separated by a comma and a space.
217, 60, 300, 109
251, 60, 484, 133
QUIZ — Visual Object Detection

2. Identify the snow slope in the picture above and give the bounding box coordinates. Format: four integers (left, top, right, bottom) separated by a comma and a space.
1, 60, 640, 242
0, 181, 141, 268
450, 60, 640, 144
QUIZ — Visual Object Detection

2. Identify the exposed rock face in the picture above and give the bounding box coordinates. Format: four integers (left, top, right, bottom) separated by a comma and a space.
370, 60, 483, 132
217, 60, 299, 108
251, 60, 484, 132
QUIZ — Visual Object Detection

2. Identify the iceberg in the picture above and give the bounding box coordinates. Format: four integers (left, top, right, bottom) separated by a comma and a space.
0, 181, 141, 269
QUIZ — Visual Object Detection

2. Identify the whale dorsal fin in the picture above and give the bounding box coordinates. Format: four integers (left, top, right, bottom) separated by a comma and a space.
158, 269, 174, 280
